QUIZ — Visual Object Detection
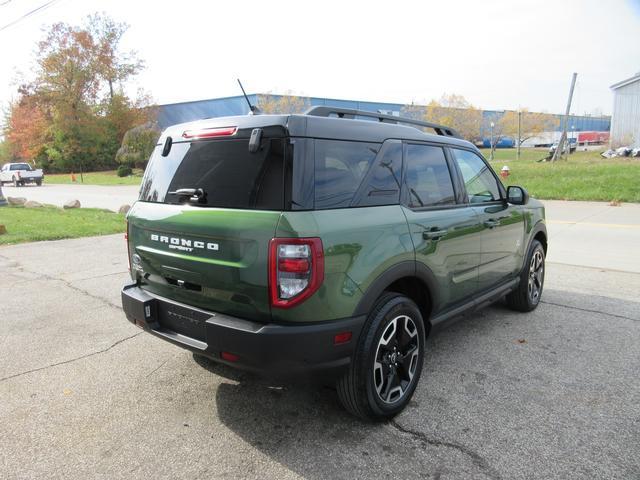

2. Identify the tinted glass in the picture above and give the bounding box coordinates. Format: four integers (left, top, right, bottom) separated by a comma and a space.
404, 144, 455, 208
451, 149, 501, 203
355, 142, 402, 207
139, 138, 285, 210
314, 140, 380, 209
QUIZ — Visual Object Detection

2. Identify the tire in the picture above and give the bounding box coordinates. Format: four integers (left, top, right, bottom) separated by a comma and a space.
36, 179, 42, 186
506, 239, 545, 312
337, 292, 425, 421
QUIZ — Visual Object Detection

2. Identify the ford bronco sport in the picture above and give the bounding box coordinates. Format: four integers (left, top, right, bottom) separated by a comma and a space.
121, 107, 547, 420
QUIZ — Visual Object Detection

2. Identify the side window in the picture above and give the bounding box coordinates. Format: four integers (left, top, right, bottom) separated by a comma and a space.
404, 144, 456, 208
314, 140, 380, 209
452, 149, 502, 203
354, 142, 402, 207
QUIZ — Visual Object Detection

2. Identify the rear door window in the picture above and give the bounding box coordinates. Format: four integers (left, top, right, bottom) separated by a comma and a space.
314, 140, 380, 209
404, 144, 456, 208
139, 137, 285, 210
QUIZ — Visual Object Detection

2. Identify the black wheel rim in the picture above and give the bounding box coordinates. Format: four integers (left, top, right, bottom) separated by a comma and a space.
373, 315, 420, 404
528, 250, 544, 303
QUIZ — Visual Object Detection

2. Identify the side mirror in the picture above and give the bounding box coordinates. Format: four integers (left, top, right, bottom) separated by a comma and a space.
507, 185, 529, 205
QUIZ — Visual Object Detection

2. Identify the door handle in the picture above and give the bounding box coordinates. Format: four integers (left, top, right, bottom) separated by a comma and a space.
484, 219, 500, 228
423, 229, 448, 240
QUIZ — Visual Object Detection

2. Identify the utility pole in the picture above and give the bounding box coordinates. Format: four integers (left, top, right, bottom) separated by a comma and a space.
517, 110, 522, 161
490, 121, 495, 161
551, 72, 577, 162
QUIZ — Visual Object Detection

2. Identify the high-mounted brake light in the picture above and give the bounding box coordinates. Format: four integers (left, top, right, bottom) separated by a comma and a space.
181, 126, 237, 139
269, 238, 324, 308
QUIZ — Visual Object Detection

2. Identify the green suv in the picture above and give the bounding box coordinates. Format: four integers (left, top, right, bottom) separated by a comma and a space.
122, 107, 547, 420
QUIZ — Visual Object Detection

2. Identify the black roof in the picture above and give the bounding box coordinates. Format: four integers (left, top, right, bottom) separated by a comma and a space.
160, 109, 476, 150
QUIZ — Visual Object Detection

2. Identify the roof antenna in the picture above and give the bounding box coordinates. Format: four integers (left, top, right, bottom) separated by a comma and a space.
237, 79, 261, 115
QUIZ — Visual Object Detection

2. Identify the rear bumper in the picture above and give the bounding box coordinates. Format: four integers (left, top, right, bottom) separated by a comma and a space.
121, 283, 365, 379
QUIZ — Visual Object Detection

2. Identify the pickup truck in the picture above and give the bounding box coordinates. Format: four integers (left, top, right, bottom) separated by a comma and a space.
0, 163, 44, 187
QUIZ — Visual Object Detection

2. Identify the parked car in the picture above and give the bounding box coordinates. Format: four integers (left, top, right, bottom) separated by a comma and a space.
0, 162, 44, 186
121, 107, 547, 420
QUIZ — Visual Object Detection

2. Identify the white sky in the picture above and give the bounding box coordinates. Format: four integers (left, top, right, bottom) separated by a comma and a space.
1, 0, 639, 116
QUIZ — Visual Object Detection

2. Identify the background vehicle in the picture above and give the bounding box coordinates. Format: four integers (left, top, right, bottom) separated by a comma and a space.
122, 107, 547, 420
0, 162, 44, 186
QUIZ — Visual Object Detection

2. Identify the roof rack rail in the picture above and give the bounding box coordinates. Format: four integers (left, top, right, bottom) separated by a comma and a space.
304, 106, 461, 139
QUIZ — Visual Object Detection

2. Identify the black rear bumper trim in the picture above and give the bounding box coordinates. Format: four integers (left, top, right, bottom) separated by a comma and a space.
121, 283, 366, 378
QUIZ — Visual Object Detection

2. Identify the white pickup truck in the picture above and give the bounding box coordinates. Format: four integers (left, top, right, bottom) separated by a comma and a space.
0, 162, 44, 187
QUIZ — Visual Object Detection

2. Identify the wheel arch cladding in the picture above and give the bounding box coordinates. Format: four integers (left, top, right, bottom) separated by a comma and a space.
352, 261, 437, 335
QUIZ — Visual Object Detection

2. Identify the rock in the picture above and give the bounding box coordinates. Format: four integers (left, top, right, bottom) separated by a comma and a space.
8, 197, 27, 206
0, 225, 6, 235
118, 204, 131, 214
24, 200, 43, 208
63, 199, 81, 209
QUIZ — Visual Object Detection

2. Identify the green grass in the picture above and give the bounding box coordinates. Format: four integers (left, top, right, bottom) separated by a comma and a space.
479, 148, 640, 203
0, 206, 126, 245
44, 169, 143, 186
37, 149, 640, 202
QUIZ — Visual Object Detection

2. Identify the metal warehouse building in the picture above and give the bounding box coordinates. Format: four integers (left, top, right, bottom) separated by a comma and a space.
610, 73, 640, 147
157, 94, 610, 146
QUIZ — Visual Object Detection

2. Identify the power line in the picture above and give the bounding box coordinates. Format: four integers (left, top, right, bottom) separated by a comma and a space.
0, 0, 62, 32
0, 0, 15, 7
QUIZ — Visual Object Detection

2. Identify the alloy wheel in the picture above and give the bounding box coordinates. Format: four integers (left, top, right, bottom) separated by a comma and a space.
528, 250, 544, 303
373, 315, 420, 404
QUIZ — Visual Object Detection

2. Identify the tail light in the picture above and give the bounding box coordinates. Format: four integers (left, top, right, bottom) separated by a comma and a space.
269, 238, 324, 308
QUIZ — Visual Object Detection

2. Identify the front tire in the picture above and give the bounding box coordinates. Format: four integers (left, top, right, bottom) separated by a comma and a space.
506, 239, 545, 312
337, 293, 425, 420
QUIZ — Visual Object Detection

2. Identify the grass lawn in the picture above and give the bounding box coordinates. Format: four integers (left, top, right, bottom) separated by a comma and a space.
479, 148, 640, 203
44, 169, 143, 186
0, 206, 126, 246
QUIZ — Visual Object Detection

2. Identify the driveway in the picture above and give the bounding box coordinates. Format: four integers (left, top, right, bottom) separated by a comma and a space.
1, 183, 139, 211
1, 201, 639, 479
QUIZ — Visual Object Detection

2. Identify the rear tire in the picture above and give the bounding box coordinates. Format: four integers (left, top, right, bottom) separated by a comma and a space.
506, 239, 545, 312
36, 179, 42, 186
337, 293, 425, 421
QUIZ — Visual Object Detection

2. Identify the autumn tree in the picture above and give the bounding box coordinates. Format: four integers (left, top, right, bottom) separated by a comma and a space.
497, 109, 557, 148
258, 92, 310, 114
402, 94, 482, 142
88, 13, 144, 101
4, 90, 48, 163
3, 14, 152, 174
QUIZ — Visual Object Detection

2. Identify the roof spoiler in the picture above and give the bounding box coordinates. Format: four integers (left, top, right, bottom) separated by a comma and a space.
304, 106, 461, 139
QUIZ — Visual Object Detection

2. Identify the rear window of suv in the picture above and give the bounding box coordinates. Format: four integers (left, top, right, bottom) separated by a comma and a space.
139, 137, 285, 210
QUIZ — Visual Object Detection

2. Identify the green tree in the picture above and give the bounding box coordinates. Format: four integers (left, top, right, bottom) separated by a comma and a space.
115, 122, 160, 170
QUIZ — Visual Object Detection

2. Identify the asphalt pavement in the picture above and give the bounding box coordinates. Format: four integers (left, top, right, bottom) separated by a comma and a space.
1, 201, 639, 479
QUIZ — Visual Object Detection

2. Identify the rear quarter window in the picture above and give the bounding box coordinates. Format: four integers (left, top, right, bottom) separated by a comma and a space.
314, 140, 380, 209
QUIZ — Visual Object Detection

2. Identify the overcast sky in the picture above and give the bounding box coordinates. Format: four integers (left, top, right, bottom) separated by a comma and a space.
1, 0, 639, 116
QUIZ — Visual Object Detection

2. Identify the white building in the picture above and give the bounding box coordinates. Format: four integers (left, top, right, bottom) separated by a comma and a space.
610, 73, 640, 147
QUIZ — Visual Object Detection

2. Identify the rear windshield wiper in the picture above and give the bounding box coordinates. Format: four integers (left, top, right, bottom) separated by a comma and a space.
167, 188, 207, 204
